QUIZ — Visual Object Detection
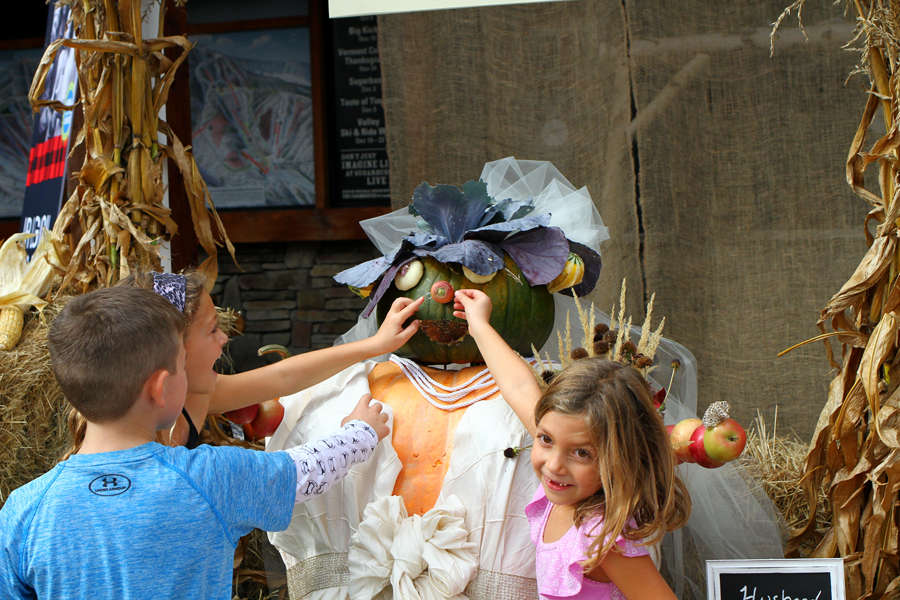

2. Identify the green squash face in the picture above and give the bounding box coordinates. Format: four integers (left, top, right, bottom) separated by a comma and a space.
376, 254, 555, 364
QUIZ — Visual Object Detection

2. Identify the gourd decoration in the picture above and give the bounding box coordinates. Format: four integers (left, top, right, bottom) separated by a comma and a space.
335, 180, 602, 364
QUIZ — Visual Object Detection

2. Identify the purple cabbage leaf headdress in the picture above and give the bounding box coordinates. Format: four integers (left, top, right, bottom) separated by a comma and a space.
335, 179, 601, 319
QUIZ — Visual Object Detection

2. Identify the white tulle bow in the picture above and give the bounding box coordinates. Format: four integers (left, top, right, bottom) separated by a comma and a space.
348, 495, 478, 600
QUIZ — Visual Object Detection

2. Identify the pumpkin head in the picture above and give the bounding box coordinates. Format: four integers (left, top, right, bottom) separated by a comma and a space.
334, 179, 602, 364
376, 254, 555, 364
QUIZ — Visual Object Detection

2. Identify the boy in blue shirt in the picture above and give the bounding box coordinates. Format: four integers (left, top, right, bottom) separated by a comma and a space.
0, 286, 389, 599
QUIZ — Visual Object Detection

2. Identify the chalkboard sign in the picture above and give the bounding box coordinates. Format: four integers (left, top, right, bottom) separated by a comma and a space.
328, 15, 390, 207
707, 559, 845, 600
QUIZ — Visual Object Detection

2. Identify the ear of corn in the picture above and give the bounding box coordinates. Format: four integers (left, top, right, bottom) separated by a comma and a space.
0, 230, 61, 351
0, 307, 24, 351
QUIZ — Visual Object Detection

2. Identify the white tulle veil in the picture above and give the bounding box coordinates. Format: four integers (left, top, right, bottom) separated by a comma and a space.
337, 157, 785, 598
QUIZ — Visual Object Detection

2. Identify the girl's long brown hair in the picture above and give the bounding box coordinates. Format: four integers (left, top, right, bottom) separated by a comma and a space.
534, 358, 691, 571
59, 270, 207, 460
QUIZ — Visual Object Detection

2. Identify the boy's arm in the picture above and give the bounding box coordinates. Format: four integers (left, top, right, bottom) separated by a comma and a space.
208, 296, 423, 413
453, 290, 541, 437
285, 393, 389, 502
0, 493, 33, 599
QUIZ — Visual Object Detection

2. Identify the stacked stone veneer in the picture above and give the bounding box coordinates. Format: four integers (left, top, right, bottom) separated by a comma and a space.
207, 240, 380, 373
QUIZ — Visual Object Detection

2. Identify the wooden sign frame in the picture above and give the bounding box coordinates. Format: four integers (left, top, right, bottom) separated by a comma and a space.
706, 559, 845, 600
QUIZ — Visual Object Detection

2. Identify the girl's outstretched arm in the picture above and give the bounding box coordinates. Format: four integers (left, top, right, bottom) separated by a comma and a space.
208, 296, 424, 413
595, 552, 677, 600
453, 289, 541, 437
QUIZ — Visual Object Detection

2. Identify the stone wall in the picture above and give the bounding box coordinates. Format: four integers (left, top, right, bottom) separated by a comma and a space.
207, 240, 379, 373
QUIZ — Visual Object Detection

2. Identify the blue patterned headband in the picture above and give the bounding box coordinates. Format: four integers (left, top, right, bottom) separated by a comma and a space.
151, 272, 186, 313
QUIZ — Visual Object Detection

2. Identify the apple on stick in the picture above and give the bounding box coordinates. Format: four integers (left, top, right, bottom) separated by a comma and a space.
687, 401, 747, 469
668, 417, 701, 464
666, 402, 747, 468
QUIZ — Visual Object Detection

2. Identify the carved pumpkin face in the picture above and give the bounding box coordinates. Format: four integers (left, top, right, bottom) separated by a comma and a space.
376, 254, 555, 364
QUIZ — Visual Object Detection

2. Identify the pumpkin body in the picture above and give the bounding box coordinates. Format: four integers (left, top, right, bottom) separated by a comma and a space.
368, 361, 500, 515
376, 254, 555, 364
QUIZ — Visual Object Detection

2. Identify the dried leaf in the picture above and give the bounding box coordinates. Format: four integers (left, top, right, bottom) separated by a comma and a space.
847, 90, 885, 207
80, 156, 123, 193
820, 235, 897, 323
860, 312, 898, 414
832, 474, 865, 565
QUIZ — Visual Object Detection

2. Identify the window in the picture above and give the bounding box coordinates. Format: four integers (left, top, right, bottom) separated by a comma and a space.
169, 0, 391, 248
0, 3, 47, 241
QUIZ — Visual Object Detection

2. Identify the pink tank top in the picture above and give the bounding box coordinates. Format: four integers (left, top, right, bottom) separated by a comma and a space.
525, 487, 648, 599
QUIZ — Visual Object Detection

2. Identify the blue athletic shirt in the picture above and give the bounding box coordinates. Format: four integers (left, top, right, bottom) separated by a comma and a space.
0, 442, 295, 600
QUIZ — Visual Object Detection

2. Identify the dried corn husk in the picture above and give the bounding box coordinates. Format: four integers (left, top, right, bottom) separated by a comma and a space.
0, 231, 63, 350
774, 1, 900, 597
29, 0, 234, 292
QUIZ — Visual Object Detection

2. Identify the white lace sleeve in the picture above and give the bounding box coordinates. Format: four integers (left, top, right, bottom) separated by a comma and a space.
283, 420, 379, 503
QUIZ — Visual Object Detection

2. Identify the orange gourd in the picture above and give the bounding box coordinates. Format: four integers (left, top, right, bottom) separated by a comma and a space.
368, 361, 501, 516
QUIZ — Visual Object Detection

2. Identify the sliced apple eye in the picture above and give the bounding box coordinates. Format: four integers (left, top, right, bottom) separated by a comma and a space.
394, 260, 424, 290
462, 265, 496, 284
430, 280, 454, 303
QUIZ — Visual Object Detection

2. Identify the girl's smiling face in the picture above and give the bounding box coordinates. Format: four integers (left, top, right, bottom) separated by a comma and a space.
183, 292, 228, 395
531, 410, 602, 507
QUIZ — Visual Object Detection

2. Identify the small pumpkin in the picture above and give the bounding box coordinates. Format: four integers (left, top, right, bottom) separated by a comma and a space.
376, 253, 555, 364
368, 361, 501, 515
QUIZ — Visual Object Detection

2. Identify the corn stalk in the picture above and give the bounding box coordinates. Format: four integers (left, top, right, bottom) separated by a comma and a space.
29, 0, 234, 293
775, 1, 900, 598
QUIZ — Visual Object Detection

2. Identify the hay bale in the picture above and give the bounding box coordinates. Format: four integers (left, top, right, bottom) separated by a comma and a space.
738, 410, 830, 555
0, 298, 73, 507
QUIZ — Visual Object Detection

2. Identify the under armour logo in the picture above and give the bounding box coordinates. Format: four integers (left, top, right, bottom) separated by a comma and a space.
89, 474, 132, 496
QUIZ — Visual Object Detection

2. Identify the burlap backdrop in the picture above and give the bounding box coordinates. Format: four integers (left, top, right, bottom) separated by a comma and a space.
378, 1, 870, 441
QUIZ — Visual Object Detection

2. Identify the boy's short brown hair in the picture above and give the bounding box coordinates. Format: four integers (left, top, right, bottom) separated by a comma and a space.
49, 286, 186, 423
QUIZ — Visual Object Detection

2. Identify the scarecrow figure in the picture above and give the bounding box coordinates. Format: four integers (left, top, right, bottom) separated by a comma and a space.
267, 158, 784, 600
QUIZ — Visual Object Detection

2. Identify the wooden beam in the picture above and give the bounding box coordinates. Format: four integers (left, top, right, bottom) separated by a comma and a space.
186, 16, 308, 35
217, 207, 392, 242
163, 0, 199, 272
0, 219, 16, 241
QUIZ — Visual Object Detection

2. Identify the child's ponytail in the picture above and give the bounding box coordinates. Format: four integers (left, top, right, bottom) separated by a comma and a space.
60, 406, 87, 461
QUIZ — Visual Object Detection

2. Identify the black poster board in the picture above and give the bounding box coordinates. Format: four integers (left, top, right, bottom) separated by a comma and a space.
707, 559, 845, 600
328, 15, 390, 207
19, 4, 77, 257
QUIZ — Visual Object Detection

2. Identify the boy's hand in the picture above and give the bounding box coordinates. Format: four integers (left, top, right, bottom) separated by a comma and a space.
453, 289, 492, 329
371, 296, 423, 354
342, 393, 390, 441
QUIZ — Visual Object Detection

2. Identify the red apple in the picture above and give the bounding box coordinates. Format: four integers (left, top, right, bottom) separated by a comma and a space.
702, 418, 747, 464
224, 403, 259, 425
250, 398, 285, 438
689, 425, 725, 469
669, 418, 701, 464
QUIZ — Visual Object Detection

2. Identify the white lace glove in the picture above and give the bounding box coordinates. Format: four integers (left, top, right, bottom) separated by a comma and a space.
283, 420, 378, 503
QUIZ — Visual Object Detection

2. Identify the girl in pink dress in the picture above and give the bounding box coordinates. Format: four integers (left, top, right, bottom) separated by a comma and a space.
455, 289, 691, 599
